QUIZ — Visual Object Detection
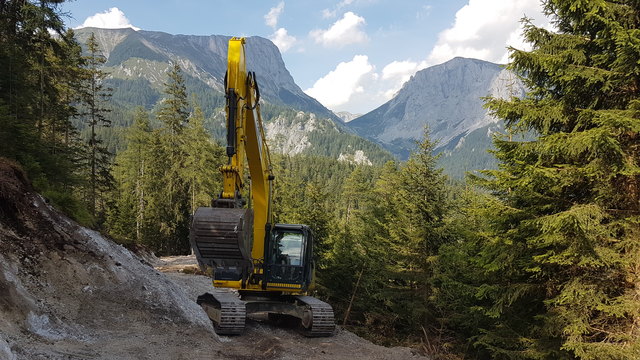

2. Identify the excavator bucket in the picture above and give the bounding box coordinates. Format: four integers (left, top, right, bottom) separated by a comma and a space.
189, 207, 254, 281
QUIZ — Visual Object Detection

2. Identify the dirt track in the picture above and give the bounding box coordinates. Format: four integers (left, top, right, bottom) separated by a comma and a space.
0, 159, 426, 359
156, 256, 426, 360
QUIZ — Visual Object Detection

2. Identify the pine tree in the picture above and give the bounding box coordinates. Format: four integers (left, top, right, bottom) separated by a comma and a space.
144, 129, 173, 252
379, 130, 450, 335
477, 1, 640, 358
108, 107, 153, 244
298, 183, 332, 262
181, 104, 225, 215
155, 62, 191, 254
79, 32, 113, 219
272, 154, 306, 223
158, 62, 189, 136
0, 1, 92, 222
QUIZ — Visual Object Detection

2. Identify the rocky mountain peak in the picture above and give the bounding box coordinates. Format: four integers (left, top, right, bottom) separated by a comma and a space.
73, 28, 336, 120
347, 57, 525, 160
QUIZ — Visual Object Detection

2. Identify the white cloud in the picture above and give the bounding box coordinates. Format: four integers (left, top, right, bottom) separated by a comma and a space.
305, 57, 429, 113
382, 60, 422, 81
322, 9, 337, 19
310, 12, 368, 48
381, 60, 427, 98
304, 55, 374, 108
270, 28, 296, 53
76, 7, 139, 31
264, 2, 285, 29
426, 0, 549, 66
307, 0, 552, 113
322, 0, 357, 18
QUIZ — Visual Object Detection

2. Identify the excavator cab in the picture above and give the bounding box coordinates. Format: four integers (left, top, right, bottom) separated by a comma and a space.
265, 224, 314, 291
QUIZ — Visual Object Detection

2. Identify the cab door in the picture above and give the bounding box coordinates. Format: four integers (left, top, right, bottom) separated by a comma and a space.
264, 224, 313, 291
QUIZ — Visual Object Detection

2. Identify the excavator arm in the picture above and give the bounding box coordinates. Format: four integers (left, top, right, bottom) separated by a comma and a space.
220, 37, 274, 261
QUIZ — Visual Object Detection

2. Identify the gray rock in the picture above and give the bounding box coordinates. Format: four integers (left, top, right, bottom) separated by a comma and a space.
348, 57, 525, 160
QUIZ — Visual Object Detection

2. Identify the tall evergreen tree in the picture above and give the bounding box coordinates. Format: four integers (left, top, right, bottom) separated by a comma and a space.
0, 0, 91, 222
380, 130, 450, 334
155, 62, 191, 254
108, 64, 223, 255
181, 105, 225, 215
476, 1, 640, 358
79, 32, 113, 218
108, 107, 153, 244
158, 62, 189, 136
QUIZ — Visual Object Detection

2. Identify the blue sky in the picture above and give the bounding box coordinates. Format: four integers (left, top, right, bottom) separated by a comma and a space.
60, 0, 549, 114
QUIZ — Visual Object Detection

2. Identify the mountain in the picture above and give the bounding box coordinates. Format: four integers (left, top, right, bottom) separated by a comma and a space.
75, 28, 333, 118
335, 111, 362, 123
348, 57, 526, 176
73, 28, 392, 165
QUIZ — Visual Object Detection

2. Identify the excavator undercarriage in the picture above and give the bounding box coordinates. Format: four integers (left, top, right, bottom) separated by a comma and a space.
196, 291, 335, 337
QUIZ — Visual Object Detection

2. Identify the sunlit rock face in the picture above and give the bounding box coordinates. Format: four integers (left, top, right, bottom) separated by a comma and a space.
348, 57, 525, 160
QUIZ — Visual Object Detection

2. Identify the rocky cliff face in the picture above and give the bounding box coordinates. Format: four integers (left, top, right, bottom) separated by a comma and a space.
335, 111, 362, 123
74, 28, 335, 120
348, 57, 525, 161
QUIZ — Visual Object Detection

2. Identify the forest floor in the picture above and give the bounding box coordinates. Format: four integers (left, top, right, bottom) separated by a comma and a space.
0, 159, 426, 360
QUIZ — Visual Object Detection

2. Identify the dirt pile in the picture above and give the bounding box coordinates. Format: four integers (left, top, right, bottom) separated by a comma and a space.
0, 160, 218, 359
0, 159, 427, 359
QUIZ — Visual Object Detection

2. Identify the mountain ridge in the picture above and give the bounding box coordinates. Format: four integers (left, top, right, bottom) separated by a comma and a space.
75, 27, 334, 120
73, 27, 394, 165
348, 57, 526, 175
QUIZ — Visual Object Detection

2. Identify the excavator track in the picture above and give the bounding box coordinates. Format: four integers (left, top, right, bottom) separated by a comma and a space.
197, 291, 246, 335
295, 296, 336, 337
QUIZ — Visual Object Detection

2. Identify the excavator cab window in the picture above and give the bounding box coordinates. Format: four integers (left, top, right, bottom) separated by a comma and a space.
270, 230, 304, 266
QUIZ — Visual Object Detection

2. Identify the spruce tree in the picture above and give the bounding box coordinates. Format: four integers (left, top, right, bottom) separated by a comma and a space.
478, 1, 640, 358
380, 130, 449, 335
108, 107, 153, 244
158, 62, 189, 136
0, 1, 92, 222
79, 32, 113, 219
181, 105, 224, 215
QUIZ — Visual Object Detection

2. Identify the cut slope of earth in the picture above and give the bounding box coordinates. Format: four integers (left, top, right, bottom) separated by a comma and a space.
0, 158, 427, 360
0, 159, 219, 359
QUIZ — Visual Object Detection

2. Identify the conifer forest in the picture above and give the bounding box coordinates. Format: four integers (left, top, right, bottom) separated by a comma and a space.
1, 1, 640, 359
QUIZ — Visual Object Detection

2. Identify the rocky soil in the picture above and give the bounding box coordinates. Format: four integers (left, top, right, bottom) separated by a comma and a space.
0, 159, 426, 360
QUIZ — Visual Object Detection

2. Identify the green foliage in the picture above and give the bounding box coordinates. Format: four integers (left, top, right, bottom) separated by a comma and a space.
107, 77, 161, 109
8, 4, 639, 358
0, 0, 94, 222
77, 32, 114, 221
107, 67, 226, 255
437, 123, 501, 179
310, 129, 454, 347
438, 1, 640, 358
42, 187, 94, 227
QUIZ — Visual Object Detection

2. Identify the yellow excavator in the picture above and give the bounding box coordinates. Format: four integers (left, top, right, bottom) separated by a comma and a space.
189, 37, 335, 337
